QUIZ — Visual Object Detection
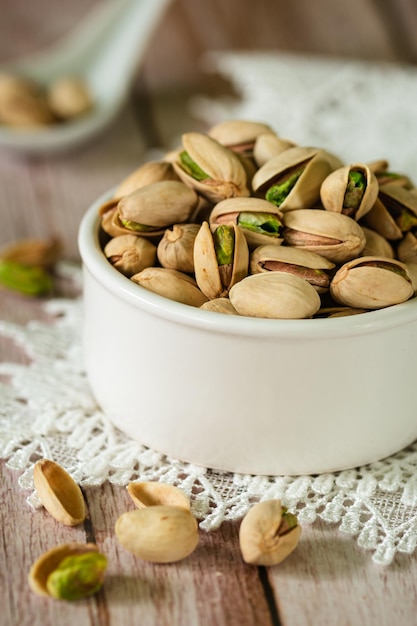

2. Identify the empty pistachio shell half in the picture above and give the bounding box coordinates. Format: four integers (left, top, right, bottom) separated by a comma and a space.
229, 272, 321, 319
115, 506, 199, 563
131, 267, 208, 307
104, 234, 157, 277
283, 209, 366, 264
330, 256, 414, 309
33, 459, 86, 526
320, 163, 379, 220
28, 543, 105, 599
127, 481, 191, 511
239, 500, 301, 566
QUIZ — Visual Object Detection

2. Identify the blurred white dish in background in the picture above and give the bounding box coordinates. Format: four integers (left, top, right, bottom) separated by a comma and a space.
0, 0, 172, 155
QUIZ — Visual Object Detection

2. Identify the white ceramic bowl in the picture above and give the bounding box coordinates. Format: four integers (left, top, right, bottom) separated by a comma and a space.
78, 191, 417, 476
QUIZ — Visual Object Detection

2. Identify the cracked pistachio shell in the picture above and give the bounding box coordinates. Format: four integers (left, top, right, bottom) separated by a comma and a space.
361, 226, 394, 259
283, 209, 366, 264
320, 163, 379, 220
208, 119, 274, 153
193, 221, 249, 300
239, 500, 301, 566
33, 459, 86, 526
115, 506, 199, 563
397, 231, 417, 264
157, 223, 200, 273
100, 206, 141, 238
118, 180, 199, 233
127, 481, 190, 511
361, 197, 402, 241
200, 297, 239, 315
28, 543, 100, 598
210, 197, 284, 248
252, 146, 343, 212
330, 256, 414, 309
253, 132, 296, 167
114, 161, 180, 199
250, 244, 335, 293
131, 267, 208, 307
173, 132, 250, 203
104, 234, 157, 277
229, 272, 321, 319
378, 183, 417, 232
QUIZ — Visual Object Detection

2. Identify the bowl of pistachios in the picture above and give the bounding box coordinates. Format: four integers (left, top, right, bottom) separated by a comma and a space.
78, 120, 417, 476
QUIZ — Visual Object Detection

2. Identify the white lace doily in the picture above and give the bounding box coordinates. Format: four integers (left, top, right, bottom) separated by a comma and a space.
192, 52, 417, 178
1, 262, 417, 566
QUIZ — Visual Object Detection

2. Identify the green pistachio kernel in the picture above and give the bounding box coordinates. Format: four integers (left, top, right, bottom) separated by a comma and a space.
118, 218, 158, 232
265, 170, 302, 206
395, 208, 417, 232
237, 212, 282, 237
213, 224, 235, 266
280, 507, 299, 534
344, 170, 366, 210
179, 150, 210, 181
0, 259, 53, 296
46, 552, 108, 601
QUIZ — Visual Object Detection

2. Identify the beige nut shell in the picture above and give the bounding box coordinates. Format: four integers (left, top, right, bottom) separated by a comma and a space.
33, 458, 86, 526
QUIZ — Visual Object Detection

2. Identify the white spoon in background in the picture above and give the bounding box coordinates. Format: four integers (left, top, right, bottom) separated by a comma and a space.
0, 0, 172, 155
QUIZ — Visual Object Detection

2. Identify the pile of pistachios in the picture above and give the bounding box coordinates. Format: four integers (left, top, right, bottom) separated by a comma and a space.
0, 72, 93, 128
98, 120, 417, 319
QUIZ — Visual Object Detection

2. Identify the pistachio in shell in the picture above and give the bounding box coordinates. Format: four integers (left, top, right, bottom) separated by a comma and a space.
193, 221, 249, 300
131, 267, 208, 307
360, 226, 394, 259
208, 119, 274, 156
397, 231, 417, 264
104, 234, 157, 277
320, 163, 378, 220
378, 183, 417, 234
330, 256, 414, 309
250, 244, 335, 293
157, 223, 200, 273
200, 297, 239, 315
114, 160, 180, 199
282, 209, 366, 264
361, 197, 403, 241
229, 272, 321, 319
209, 196, 284, 248
253, 132, 296, 167
173, 132, 250, 203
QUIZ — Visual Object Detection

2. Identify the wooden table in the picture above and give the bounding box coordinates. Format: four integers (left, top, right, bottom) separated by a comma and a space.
1, 1, 417, 624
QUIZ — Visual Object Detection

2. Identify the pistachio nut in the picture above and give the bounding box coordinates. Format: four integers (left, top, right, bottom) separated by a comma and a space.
405, 261, 417, 294
0, 237, 62, 269
330, 256, 413, 309
378, 183, 417, 234
115, 505, 199, 563
104, 234, 157, 277
0, 72, 55, 127
252, 146, 343, 212
131, 267, 208, 307
127, 481, 191, 511
194, 221, 249, 299
361, 197, 403, 241
117, 180, 199, 237
208, 119, 274, 156
229, 271, 321, 319
320, 163, 378, 220
157, 223, 200, 273
47, 76, 93, 120
113, 160, 180, 200
172, 132, 250, 203
209, 196, 284, 248
283, 209, 366, 263
368, 160, 412, 188
100, 206, 134, 238
200, 297, 239, 315
0, 259, 53, 296
250, 244, 335, 293
397, 231, 417, 264
33, 458, 86, 526
361, 226, 394, 259
239, 500, 301, 566
253, 132, 296, 167
28, 543, 106, 600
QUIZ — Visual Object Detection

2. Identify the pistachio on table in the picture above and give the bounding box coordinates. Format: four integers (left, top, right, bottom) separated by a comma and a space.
127, 481, 191, 511
33, 458, 86, 526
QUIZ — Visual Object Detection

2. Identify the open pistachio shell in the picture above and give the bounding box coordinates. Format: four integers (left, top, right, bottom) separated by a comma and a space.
252, 146, 343, 212
397, 231, 417, 264
330, 256, 413, 309
194, 221, 249, 300
253, 132, 296, 167
320, 163, 379, 220
378, 183, 417, 233
173, 132, 250, 203
250, 244, 335, 292
131, 267, 208, 307
33, 459, 86, 526
209, 196, 284, 248
361, 197, 403, 241
283, 209, 366, 263
127, 481, 191, 511
229, 272, 321, 319
360, 226, 394, 259
208, 119, 274, 154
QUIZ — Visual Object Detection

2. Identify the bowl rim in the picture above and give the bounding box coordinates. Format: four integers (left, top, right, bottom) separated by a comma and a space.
78, 188, 417, 340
